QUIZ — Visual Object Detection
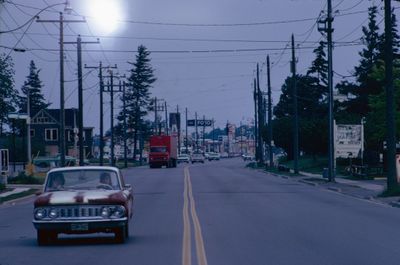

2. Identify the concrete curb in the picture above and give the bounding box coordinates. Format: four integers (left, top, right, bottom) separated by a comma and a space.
327, 187, 342, 192
298, 179, 318, 187
389, 201, 400, 208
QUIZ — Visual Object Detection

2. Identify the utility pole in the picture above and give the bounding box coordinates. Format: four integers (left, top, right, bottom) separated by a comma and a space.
154, 97, 158, 134
104, 70, 124, 167
257, 63, 264, 164
226, 121, 230, 155
267, 55, 273, 168
384, 0, 398, 190
202, 115, 206, 152
291, 34, 299, 174
164, 101, 168, 135
27, 86, 31, 167
37, 13, 85, 167
212, 119, 215, 152
240, 121, 243, 155
63, 35, 99, 166
253, 80, 258, 160
85, 62, 117, 166
177, 105, 181, 153
327, 0, 335, 181
122, 81, 128, 168
195, 112, 198, 151
185, 108, 188, 153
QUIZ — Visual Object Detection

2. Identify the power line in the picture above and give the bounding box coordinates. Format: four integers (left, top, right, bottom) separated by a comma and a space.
0, 1, 66, 33
2, 42, 362, 54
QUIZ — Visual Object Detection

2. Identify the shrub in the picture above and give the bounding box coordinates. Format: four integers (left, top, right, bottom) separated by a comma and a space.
8, 172, 42, 184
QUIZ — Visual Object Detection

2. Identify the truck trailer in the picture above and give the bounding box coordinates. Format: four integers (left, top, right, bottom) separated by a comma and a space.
149, 135, 178, 168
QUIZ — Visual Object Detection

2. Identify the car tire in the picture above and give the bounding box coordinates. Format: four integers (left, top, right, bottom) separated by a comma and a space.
115, 224, 127, 244
37, 230, 56, 246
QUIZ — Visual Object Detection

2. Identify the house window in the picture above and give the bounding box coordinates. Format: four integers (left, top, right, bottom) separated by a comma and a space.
45, 128, 58, 141
30, 129, 35, 137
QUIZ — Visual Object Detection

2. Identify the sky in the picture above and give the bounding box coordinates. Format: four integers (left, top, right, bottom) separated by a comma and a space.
0, 0, 397, 134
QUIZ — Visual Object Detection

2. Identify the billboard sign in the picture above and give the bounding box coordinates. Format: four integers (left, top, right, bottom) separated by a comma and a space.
334, 122, 364, 158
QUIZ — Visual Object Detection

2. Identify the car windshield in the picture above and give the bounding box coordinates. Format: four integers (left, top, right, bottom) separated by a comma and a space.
45, 169, 120, 192
150, 146, 167, 153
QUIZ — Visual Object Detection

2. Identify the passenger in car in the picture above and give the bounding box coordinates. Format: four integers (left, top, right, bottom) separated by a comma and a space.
99, 172, 112, 186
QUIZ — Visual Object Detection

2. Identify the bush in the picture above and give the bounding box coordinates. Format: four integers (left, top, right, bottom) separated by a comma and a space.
0, 183, 5, 191
8, 171, 42, 184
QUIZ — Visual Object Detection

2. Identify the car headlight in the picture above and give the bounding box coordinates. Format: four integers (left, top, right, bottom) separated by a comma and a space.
49, 208, 58, 219
100, 207, 110, 218
112, 206, 126, 218
34, 208, 46, 220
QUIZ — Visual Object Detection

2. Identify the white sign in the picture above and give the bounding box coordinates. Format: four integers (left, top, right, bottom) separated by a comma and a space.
334, 121, 364, 159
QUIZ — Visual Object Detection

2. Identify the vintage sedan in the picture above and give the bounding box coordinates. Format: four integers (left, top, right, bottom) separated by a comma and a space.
32, 166, 134, 245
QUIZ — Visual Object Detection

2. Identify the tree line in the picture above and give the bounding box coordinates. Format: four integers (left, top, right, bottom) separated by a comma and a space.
269, 6, 400, 164
0, 45, 156, 160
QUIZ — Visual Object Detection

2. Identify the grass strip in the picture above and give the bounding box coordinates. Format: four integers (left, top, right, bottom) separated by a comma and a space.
0, 189, 38, 204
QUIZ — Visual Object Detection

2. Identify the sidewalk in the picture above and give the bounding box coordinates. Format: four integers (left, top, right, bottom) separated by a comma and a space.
299, 171, 385, 192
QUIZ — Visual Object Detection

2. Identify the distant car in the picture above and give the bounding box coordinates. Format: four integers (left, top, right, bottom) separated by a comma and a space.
208, 152, 221, 161
191, 152, 205, 163
177, 154, 190, 163
32, 166, 134, 245
220, 152, 229, 158
242, 154, 255, 161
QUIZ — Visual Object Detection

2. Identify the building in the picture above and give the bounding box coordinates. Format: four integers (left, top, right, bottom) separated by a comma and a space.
30, 108, 94, 158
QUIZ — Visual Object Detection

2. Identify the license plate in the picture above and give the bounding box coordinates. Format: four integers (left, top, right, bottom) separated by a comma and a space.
71, 223, 89, 231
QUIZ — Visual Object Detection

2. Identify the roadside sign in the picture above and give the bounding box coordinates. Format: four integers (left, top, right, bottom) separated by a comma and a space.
8, 113, 28, 119
187, 119, 212, 127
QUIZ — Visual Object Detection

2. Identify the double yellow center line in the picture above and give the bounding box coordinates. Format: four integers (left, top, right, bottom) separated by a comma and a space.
182, 166, 208, 265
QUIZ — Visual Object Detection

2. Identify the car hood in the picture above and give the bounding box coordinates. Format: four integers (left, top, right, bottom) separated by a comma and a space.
34, 190, 127, 207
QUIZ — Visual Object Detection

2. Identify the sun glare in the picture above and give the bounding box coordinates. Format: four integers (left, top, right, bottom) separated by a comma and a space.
87, 0, 122, 34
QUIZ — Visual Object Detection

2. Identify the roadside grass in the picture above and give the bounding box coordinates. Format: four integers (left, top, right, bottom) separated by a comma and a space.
8, 172, 44, 185
279, 156, 328, 174
0, 189, 38, 204
379, 186, 400, 197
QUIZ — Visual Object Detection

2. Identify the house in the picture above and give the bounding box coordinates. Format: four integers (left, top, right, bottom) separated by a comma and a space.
30, 108, 94, 158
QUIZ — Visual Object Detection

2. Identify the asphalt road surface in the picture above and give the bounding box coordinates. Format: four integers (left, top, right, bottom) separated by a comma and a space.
1, 158, 400, 265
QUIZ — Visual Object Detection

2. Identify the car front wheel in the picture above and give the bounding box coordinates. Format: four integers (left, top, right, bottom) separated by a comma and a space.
37, 230, 57, 246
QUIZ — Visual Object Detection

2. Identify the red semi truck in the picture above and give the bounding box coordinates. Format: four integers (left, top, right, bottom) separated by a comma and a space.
149, 135, 178, 168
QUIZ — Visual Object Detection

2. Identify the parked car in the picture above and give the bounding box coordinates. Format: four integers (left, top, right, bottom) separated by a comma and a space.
191, 152, 205, 163
220, 152, 229, 158
32, 166, 134, 245
177, 154, 191, 163
242, 154, 255, 161
208, 152, 221, 161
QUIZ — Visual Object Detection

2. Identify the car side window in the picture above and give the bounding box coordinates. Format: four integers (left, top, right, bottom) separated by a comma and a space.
118, 170, 126, 187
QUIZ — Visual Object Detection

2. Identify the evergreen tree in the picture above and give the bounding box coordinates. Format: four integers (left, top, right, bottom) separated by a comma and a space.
307, 41, 328, 87
119, 45, 156, 158
342, 5, 382, 116
273, 75, 328, 158
378, 8, 400, 59
19, 60, 50, 114
0, 53, 18, 135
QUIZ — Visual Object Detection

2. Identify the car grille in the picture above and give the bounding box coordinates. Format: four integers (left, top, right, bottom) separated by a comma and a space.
56, 205, 104, 220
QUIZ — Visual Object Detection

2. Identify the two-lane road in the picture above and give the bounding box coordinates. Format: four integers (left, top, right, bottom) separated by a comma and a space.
1, 158, 400, 265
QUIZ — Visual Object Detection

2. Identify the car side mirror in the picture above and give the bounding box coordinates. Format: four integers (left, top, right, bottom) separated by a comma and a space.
124, 184, 132, 190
